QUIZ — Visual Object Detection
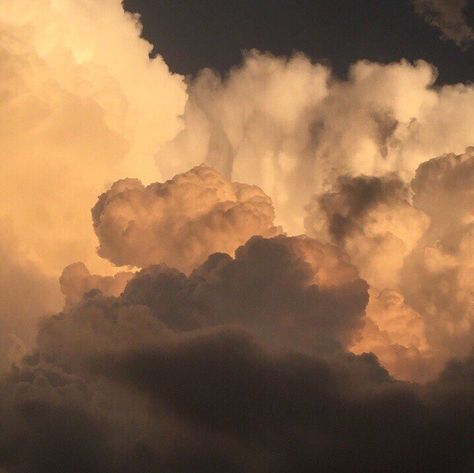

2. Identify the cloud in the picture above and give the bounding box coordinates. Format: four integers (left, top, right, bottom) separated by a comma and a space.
411, 146, 474, 235
159, 52, 474, 233
350, 288, 438, 382
120, 235, 368, 351
305, 173, 430, 290
0, 229, 60, 371
2, 3, 473, 374
2, 310, 474, 471
1, 150, 474, 469
1, 1, 474, 469
0, 0, 186, 276
303, 173, 435, 380
20, 237, 360, 362
401, 148, 474, 358
0, 234, 372, 470
414, 0, 474, 48
59, 262, 133, 309
102, 331, 474, 472
36, 293, 170, 371
0, 0, 186, 363
305, 149, 474, 380
92, 165, 281, 273
34, 232, 369, 371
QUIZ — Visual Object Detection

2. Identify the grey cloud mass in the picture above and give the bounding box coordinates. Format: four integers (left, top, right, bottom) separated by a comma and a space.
414, 0, 474, 47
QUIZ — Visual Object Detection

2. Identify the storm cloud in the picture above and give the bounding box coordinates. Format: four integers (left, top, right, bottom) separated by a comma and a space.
1, 1, 474, 471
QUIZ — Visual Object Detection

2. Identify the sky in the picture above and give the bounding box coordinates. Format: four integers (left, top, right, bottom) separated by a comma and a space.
0, 0, 473, 471
124, 0, 474, 83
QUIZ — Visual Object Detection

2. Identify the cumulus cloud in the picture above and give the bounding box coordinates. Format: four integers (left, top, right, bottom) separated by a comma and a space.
196, 236, 367, 349
0, 0, 186, 276
2, 2, 473, 375
92, 165, 281, 273
411, 146, 474, 236
305, 149, 474, 380
0, 0, 186, 361
121, 235, 369, 350
304, 173, 435, 380
305, 173, 430, 289
401, 148, 474, 358
59, 262, 133, 309
350, 289, 438, 382
1, 0, 474, 468
33, 233, 368, 372
0, 231, 373, 470
159, 52, 474, 233
37, 293, 170, 371
1, 152, 474, 468
414, 0, 474, 48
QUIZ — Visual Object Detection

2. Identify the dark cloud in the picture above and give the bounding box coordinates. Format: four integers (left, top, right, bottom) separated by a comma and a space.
0, 226, 473, 472
103, 330, 474, 473
2, 323, 474, 472
305, 174, 411, 244
414, 0, 474, 48
121, 235, 369, 351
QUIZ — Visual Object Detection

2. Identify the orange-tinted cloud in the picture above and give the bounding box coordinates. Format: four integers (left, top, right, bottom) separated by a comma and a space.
92, 165, 281, 273
0, 0, 186, 358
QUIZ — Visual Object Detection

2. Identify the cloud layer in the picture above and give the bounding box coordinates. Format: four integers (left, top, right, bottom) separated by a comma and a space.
1, 278, 474, 472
